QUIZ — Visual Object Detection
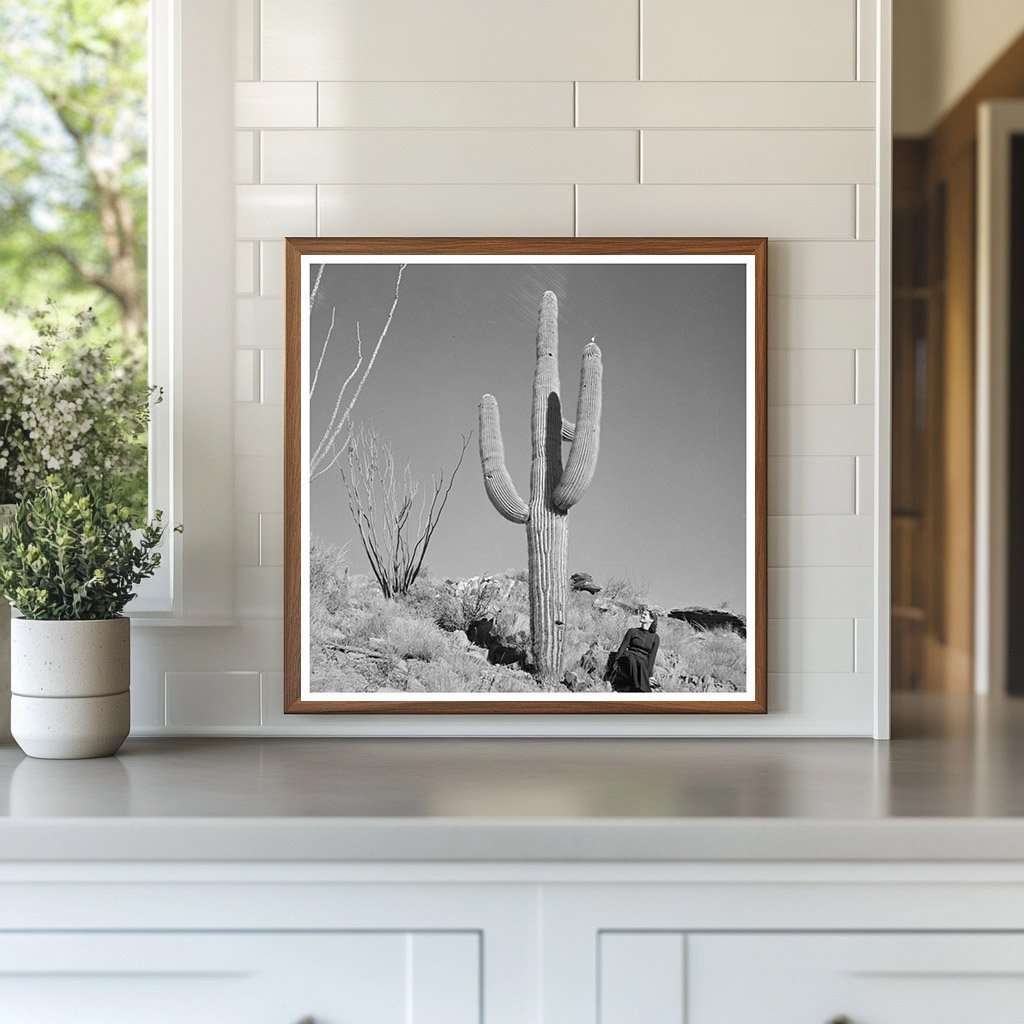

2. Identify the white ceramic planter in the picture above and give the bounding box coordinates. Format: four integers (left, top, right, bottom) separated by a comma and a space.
0, 502, 15, 744
10, 617, 130, 759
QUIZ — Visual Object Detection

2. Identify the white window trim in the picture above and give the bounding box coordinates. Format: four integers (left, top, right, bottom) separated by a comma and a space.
128, 0, 236, 626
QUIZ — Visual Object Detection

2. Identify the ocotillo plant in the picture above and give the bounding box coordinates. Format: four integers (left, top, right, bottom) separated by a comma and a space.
479, 291, 603, 684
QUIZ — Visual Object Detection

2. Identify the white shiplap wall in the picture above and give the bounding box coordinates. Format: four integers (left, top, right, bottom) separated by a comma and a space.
133, 0, 885, 737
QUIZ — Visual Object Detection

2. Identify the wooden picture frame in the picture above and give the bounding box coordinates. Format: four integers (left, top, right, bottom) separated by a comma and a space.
285, 238, 767, 715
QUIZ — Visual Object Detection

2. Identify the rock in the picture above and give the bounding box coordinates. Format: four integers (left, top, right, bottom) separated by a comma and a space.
571, 572, 601, 594
563, 669, 605, 693
579, 642, 603, 676
668, 607, 747, 638
466, 616, 530, 670
466, 616, 496, 648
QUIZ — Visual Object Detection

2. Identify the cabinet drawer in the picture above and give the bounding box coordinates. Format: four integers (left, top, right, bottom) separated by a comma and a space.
0, 932, 480, 1024
688, 933, 1024, 1024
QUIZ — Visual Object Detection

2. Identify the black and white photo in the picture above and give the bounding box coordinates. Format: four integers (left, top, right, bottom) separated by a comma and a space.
284, 239, 766, 715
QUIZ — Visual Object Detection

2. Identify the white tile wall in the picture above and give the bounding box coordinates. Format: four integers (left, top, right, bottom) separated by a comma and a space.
769, 350, 856, 405
768, 458, 856, 516
236, 186, 316, 237
235, 241, 256, 294
260, 0, 639, 81
577, 82, 874, 129
317, 185, 575, 237
235, 403, 284, 458
235, 349, 259, 402
234, 0, 257, 80
319, 82, 575, 128
770, 298, 875, 348
768, 515, 873, 567
768, 242, 874, 296
260, 241, 285, 296
234, 131, 257, 184
236, 512, 261, 566
769, 406, 874, 456
260, 130, 639, 184
235, 297, 285, 349
165, 672, 262, 727
236, 82, 318, 128
578, 184, 855, 238
642, 131, 875, 185
856, 183, 876, 239
856, 455, 875, 515
770, 567, 874, 620
858, 0, 878, 81
769, 619, 855, 674
259, 514, 285, 567
856, 348, 875, 403
641, 0, 857, 81
260, 349, 285, 403
141, 0, 884, 737
855, 618, 874, 674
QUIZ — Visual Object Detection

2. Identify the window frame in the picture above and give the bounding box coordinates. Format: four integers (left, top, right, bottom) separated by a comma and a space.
128, 0, 236, 624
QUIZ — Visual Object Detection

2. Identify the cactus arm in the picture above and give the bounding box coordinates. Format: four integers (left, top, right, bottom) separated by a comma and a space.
561, 419, 575, 442
479, 394, 529, 524
552, 340, 602, 512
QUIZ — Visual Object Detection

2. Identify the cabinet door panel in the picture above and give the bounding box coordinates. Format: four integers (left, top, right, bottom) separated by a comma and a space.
689, 934, 1024, 1024
599, 933, 685, 1024
0, 932, 480, 1024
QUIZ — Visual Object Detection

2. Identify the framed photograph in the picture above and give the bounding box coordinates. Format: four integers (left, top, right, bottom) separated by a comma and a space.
284, 238, 766, 714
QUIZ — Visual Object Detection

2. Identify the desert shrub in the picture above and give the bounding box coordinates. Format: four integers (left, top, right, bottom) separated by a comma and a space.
483, 670, 542, 693
386, 615, 449, 662
602, 574, 650, 606
400, 576, 447, 620
309, 661, 375, 693
309, 537, 349, 615
654, 623, 747, 692
561, 589, 632, 671
430, 590, 464, 633
413, 655, 486, 693
429, 574, 528, 635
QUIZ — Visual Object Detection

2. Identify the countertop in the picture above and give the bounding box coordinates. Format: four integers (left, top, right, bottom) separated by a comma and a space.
2, 693, 1023, 862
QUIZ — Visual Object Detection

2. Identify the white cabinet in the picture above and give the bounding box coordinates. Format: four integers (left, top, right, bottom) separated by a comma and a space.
689, 934, 1024, 1024
0, 932, 480, 1024
4, 862, 1024, 1023
596, 933, 1024, 1024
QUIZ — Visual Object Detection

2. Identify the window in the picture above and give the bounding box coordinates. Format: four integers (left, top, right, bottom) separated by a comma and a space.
1, 0, 236, 621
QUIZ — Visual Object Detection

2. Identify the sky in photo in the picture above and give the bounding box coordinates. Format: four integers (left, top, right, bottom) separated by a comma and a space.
308, 260, 748, 613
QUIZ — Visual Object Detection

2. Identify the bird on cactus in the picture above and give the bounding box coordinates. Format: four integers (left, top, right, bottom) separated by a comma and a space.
478, 291, 603, 686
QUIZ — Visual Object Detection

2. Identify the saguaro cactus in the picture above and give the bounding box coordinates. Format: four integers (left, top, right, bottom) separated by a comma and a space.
479, 291, 603, 684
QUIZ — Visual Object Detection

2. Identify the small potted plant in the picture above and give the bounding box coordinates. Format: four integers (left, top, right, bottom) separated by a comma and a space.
0, 302, 156, 744
0, 344, 28, 742
0, 479, 171, 759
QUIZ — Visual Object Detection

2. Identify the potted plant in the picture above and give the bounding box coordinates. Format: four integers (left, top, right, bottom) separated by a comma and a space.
0, 302, 156, 744
0, 479, 171, 759
0, 343, 28, 743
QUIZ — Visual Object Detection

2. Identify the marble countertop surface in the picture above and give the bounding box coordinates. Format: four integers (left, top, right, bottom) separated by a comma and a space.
1, 693, 1023, 862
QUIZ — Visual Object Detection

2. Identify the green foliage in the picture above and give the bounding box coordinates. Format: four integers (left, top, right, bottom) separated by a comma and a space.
0, 478, 171, 620
0, 0, 148, 342
0, 301, 154, 516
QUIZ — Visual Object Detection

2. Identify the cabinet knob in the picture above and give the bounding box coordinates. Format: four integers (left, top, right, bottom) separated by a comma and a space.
826, 1017, 854, 1024
294, 1018, 316, 1024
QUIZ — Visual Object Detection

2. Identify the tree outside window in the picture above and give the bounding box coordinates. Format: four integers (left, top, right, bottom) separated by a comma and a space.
0, 0, 150, 517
